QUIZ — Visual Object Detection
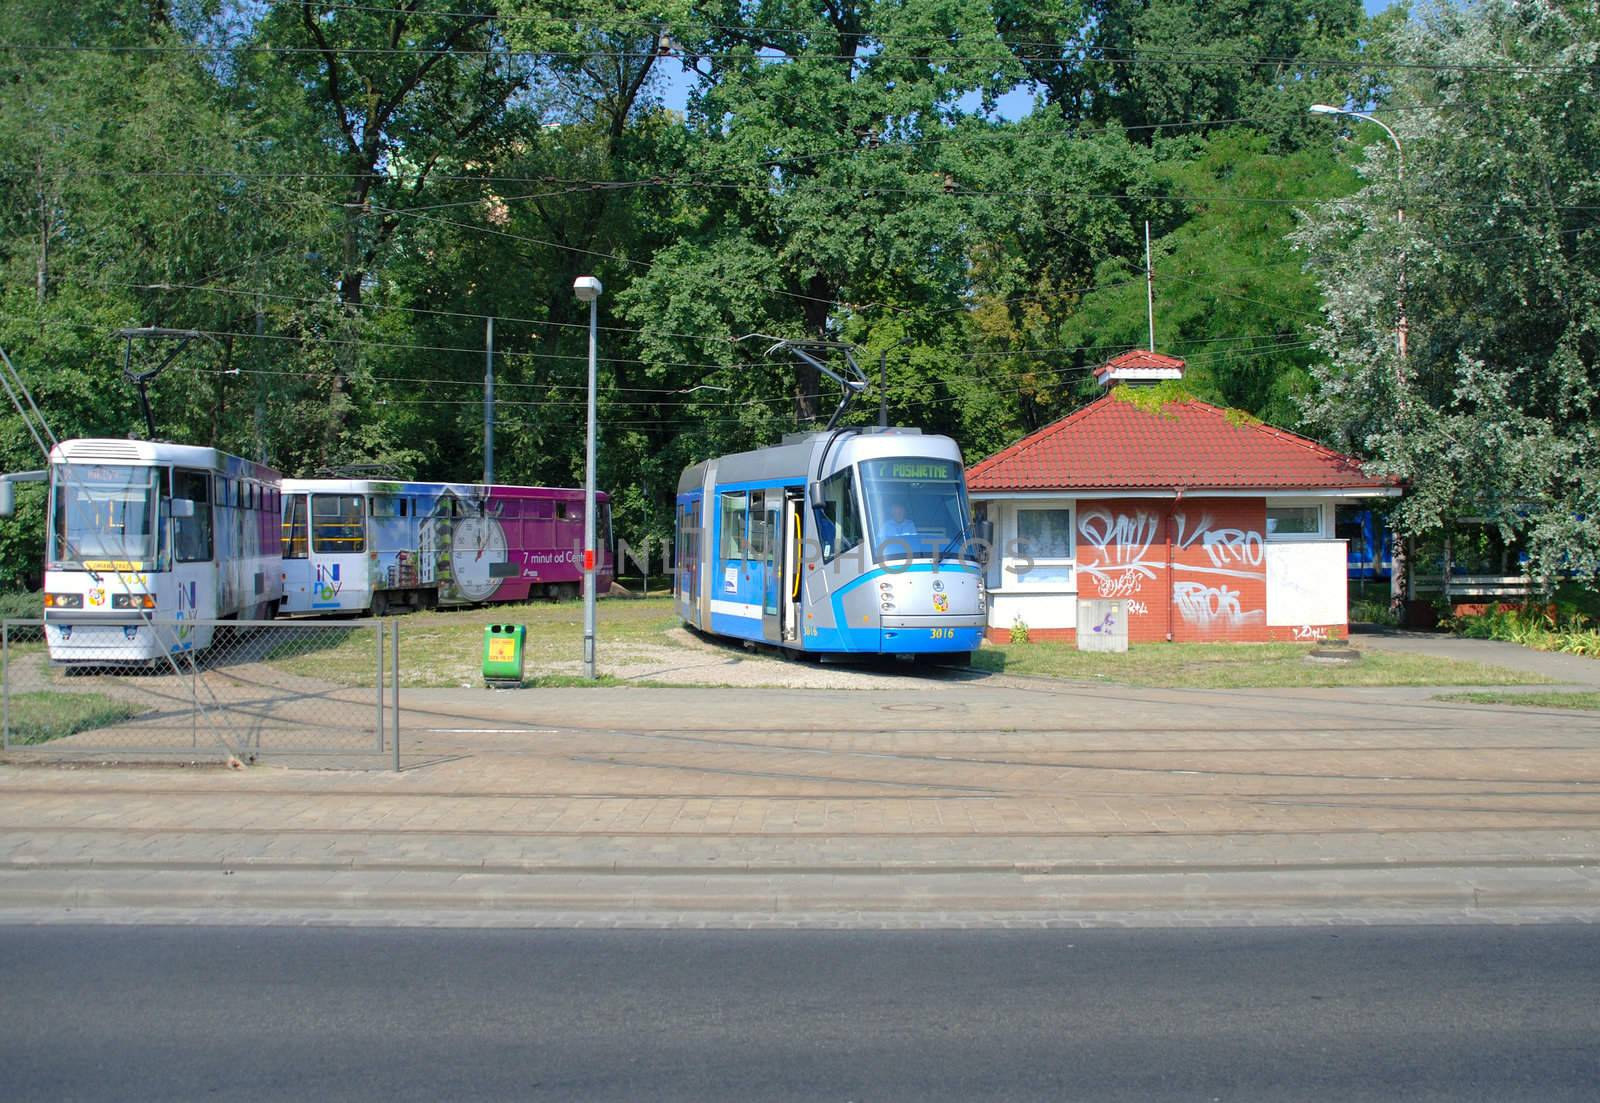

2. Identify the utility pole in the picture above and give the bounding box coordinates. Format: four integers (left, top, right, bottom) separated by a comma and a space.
254, 299, 267, 464
483, 316, 495, 485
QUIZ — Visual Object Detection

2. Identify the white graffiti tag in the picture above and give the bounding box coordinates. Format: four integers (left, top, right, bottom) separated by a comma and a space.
1174, 512, 1264, 577
1173, 582, 1265, 631
1077, 508, 1163, 596
1292, 624, 1329, 641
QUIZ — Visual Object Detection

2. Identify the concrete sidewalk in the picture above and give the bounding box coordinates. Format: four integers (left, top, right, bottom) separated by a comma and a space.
3, 676, 1598, 926
1353, 626, 1600, 687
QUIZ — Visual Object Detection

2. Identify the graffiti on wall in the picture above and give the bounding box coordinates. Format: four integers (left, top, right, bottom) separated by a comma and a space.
1077, 508, 1163, 597
1172, 581, 1265, 631
1175, 512, 1263, 577
1076, 506, 1268, 630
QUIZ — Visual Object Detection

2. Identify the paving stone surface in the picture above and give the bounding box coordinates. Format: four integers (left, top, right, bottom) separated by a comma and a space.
3, 673, 1598, 924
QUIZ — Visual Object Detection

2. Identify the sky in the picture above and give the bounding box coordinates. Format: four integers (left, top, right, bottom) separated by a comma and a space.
649, 0, 1401, 121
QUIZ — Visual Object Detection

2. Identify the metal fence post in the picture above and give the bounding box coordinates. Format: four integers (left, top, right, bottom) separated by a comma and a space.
375, 621, 385, 754
3, 621, 10, 750
190, 643, 199, 751
392, 621, 401, 772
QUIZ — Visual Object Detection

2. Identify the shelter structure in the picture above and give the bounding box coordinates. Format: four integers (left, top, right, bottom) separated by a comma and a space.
966, 350, 1400, 644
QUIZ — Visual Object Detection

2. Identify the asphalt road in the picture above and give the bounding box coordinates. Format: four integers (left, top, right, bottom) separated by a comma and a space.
3, 924, 1597, 1101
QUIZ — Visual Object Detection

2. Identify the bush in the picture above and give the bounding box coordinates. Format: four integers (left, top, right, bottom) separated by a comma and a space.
1449, 603, 1600, 658
1010, 615, 1030, 644
0, 590, 40, 620
1350, 599, 1398, 626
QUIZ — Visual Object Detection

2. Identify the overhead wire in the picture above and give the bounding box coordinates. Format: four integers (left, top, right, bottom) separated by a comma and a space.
3, 37, 1591, 75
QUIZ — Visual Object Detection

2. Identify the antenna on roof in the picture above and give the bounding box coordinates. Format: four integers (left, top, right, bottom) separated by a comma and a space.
1145, 220, 1156, 352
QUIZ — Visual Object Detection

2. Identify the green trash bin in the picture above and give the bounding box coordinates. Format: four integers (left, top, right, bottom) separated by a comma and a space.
482, 624, 527, 687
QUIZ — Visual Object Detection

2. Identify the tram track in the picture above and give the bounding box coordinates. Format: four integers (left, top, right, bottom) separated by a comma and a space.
5, 822, 1599, 840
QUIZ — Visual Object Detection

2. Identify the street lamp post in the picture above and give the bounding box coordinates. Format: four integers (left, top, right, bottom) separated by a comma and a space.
573, 275, 603, 680
1310, 104, 1411, 615
1310, 104, 1407, 360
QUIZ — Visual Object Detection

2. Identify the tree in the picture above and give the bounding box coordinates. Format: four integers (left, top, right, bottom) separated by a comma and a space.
996, 0, 1371, 149
1295, 0, 1600, 582
620, 0, 1019, 427
1048, 129, 1359, 427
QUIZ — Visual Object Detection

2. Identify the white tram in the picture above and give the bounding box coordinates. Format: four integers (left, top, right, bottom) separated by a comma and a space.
41, 438, 283, 662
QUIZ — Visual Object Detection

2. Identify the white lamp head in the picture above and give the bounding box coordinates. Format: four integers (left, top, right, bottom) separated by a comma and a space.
572, 275, 603, 303
1308, 104, 1342, 116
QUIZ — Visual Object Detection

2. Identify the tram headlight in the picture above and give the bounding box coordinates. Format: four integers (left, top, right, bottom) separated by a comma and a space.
112, 594, 156, 610
43, 593, 82, 609
881, 601, 895, 611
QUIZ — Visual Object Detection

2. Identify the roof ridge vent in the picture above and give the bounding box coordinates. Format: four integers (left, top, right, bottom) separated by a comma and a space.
1094, 349, 1185, 388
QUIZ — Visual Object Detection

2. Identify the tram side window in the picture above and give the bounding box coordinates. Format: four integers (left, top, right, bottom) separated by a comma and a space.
282, 495, 308, 559
172, 468, 213, 563
311, 494, 365, 554
815, 470, 862, 562
719, 492, 748, 562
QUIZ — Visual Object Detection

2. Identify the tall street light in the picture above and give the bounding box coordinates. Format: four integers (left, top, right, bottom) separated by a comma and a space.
1310, 104, 1407, 361
573, 274, 603, 680
1311, 104, 1411, 617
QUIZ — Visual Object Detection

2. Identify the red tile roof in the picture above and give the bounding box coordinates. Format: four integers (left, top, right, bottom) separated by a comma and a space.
966, 394, 1398, 493
1092, 349, 1187, 377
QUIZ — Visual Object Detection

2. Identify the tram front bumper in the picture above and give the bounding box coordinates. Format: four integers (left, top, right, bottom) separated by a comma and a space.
879, 613, 986, 654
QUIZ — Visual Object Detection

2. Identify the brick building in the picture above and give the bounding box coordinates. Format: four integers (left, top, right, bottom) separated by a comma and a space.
967, 351, 1399, 644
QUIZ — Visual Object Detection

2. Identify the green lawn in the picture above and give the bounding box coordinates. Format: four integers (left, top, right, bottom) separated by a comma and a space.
1434, 690, 1600, 711
253, 595, 1556, 691
4, 690, 144, 745
269, 596, 685, 687
972, 640, 1550, 689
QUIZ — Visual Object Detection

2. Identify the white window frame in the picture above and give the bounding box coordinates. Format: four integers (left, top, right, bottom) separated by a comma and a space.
1005, 503, 1077, 590
1264, 498, 1328, 542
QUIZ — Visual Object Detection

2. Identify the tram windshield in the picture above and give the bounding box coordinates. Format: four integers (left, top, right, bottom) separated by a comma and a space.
49, 464, 162, 566
859, 457, 974, 560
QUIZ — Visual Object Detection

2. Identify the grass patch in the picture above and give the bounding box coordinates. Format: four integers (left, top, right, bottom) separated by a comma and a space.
269, 596, 688, 687
1435, 691, 1600, 711
4, 690, 143, 745
972, 640, 1549, 689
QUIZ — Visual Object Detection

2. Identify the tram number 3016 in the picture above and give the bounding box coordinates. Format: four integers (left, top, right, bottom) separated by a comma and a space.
929, 628, 957, 640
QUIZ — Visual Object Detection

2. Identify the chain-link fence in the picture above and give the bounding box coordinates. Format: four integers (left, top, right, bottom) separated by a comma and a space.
2, 618, 399, 766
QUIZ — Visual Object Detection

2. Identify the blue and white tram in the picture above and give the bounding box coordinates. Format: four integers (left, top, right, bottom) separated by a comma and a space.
41, 438, 283, 662
675, 427, 986, 658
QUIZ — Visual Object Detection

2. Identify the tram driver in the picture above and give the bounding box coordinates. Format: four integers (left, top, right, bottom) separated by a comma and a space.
882, 500, 919, 539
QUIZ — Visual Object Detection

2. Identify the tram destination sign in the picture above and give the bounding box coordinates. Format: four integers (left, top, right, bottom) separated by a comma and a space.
869, 460, 954, 481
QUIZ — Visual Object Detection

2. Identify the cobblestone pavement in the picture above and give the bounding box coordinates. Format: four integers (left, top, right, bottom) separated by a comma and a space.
3, 676, 1598, 925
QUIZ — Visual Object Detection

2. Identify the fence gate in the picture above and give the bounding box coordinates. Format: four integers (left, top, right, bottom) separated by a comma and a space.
2, 618, 400, 767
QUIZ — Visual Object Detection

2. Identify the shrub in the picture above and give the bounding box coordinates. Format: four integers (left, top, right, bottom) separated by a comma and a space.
1350, 599, 1398, 626
1010, 614, 1030, 644
0, 590, 40, 620
1450, 603, 1600, 659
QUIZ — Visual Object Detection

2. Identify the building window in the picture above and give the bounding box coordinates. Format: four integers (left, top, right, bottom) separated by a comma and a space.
1011, 506, 1074, 585
1266, 504, 1324, 539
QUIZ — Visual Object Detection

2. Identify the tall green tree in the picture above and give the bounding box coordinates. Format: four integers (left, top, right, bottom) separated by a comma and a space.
1295, 0, 1600, 580
620, 0, 1019, 430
